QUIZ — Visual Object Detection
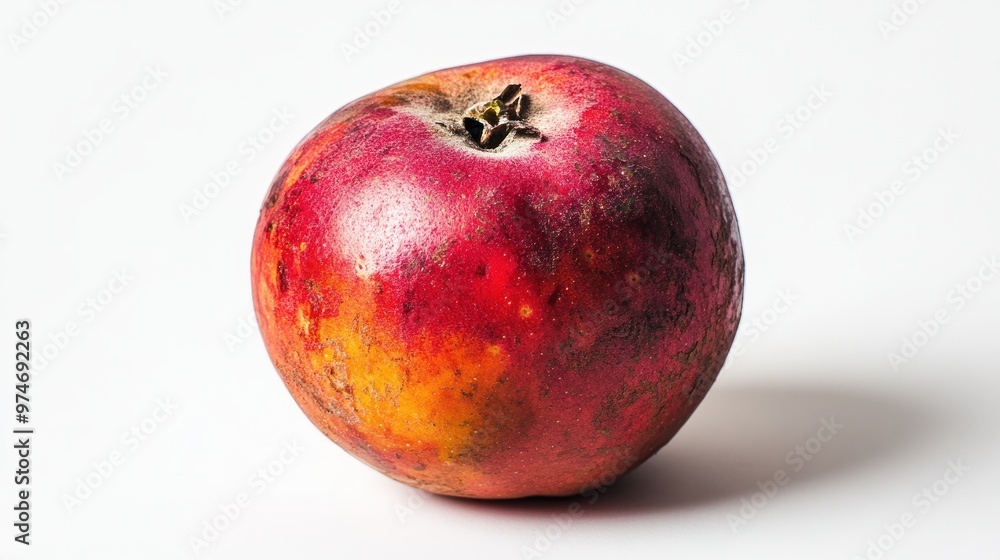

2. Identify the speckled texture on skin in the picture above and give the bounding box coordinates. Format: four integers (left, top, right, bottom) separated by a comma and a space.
251, 55, 744, 498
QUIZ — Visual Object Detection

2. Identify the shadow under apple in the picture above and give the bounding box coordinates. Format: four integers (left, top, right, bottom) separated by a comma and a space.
437, 376, 959, 519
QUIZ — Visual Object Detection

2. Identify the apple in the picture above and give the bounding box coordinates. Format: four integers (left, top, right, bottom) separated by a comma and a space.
251, 55, 743, 498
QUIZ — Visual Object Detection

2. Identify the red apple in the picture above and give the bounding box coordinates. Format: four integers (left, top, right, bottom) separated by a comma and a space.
251, 55, 743, 498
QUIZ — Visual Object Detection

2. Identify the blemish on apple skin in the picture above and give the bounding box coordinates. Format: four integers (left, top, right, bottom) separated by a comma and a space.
263, 165, 289, 210
276, 261, 289, 292
547, 285, 562, 306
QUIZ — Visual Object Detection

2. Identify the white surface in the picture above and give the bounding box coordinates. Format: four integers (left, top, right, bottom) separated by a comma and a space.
2, 1, 998, 558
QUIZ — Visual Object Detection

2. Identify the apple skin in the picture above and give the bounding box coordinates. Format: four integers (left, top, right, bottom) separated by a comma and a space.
251, 55, 743, 498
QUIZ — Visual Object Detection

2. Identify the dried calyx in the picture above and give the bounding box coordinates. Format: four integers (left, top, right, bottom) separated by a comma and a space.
462, 84, 541, 150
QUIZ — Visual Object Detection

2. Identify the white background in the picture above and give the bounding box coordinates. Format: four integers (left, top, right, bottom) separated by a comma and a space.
2, 0, 999, 558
